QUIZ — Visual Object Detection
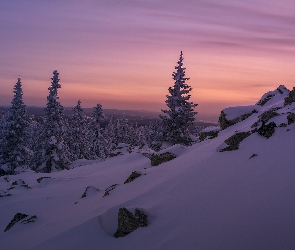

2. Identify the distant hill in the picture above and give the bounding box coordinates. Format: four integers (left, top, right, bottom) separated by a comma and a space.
0, 106, 217, 127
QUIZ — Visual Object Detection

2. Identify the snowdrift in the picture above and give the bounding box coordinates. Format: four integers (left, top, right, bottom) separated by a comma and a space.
1, 86, 295, 250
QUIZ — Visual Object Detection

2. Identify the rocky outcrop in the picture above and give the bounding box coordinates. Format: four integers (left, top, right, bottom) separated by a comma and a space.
219, 110, 257, 130
287, 113, 295, 125
0, 190, 11, 198
151, 152, 176, 166
124, 171, 141, 184
257, 94, 275, 106
4, 213, 37, 232
103, 184, 118, 197
37, 177, 51, 183
257, 122, 277, 138
81, 186, 99, 198
251, 109, 279, 128
284, 87, 295, 106
114, 208, 148, 238
199, 131, 219, 142
8, 179, 31, 190
220, 132, 252, 152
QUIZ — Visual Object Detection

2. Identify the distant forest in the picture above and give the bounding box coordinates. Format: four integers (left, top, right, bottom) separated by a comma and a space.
0, 52, 215, 175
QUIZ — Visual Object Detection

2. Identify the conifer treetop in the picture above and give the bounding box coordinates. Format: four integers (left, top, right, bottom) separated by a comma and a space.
48, 70, 61, 102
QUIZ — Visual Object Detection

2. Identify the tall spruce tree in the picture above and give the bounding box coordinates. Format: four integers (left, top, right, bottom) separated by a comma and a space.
34, 70, 71, 172
0, 77, 31, 173
160, 51, 197, 145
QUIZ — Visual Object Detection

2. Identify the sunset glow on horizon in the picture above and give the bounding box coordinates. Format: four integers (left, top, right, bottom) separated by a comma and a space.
1, 0, 295, 121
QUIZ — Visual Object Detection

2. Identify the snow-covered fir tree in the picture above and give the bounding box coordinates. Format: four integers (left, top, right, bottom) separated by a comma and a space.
0, 77, 31, 174
116, 114, 131, 144
144, 120, 163, 151
160, 51, 198, 145
68, 100, 91, 160
33, 70, 71, 172
104, 114, 117, 152
88, 104, 109, 160
194, 122, 204, 143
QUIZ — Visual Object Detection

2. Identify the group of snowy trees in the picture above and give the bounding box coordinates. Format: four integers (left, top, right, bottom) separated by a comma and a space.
0, 52, 197, 174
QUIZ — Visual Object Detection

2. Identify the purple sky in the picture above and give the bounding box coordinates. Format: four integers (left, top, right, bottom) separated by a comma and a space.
1, 0, 295, 121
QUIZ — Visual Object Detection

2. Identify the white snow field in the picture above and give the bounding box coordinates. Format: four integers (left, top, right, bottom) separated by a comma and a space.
1, 86, 295, 250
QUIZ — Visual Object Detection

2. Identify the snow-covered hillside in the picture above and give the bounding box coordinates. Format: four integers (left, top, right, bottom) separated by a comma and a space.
1, 86, 295, 250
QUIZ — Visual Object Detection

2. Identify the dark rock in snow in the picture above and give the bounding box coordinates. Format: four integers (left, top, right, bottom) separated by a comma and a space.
11, 179, 26, 186
114, 208, 148, 238
103, 184, 118, 197
37, 177, 51, 183
257, 122, 277, 138
249, 154, 258, 159
0, 190, 11, 198
81, 186, 99, 198
8, 179, 31, 190
259, 109, 279, 123
4, 213, 37, 232
284, 87, 295, 106
124, 171, 141, 184
287, 113, 295, 125
151, 152, 176, 166
199, 130, 219, 142
220, 132, 252, 152
219, 110, 257, 130
257, 94, 275, 106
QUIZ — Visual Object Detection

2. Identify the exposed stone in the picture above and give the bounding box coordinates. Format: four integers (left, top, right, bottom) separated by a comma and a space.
218, 111, 236, 130
220, 132, 251, 152
0, 190, 11, 198
8, 179, 31, 190
11, 179, 26, 186
249, 154, 258, 159
37, 177, 51, 183
114, 208, 148, 238
279, 123, 287, 127
199, 131, 219, 142
103, 184, 118, 197
108, 152, 122, 158
287, 113, 295, 125
257, 94, 275, 106
259, 109, 279, 123
284, 87, 295, 106
81, 186, 99, 198
150, 152, 176, 166
219, 110, 257, 130
251, 109, 279, 129
257, 122, 277, 138
124, 171, 141, 184
4, 213, 37, 232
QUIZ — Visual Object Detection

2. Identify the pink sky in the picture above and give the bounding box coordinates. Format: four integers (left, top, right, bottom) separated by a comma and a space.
0, 0, 295, 120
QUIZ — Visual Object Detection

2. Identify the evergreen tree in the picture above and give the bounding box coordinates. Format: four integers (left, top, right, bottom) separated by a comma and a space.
0, 77, 31, 173
68, 100, 91, 160
104, 114, 117, 152
34, 70, 71, 172
194, 122, 204, 143
88, 104, 109, 160
160, 51, 198, 145
144, 120, 163, 151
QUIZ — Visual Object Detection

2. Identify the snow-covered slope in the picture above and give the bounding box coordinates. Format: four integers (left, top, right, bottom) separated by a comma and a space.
1, 86, 295, 250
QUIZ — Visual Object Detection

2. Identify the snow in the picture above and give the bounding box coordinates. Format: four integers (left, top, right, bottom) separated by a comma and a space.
223, 105, 259, 120
1, 87, 295, 249
201, 125, 221, 132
